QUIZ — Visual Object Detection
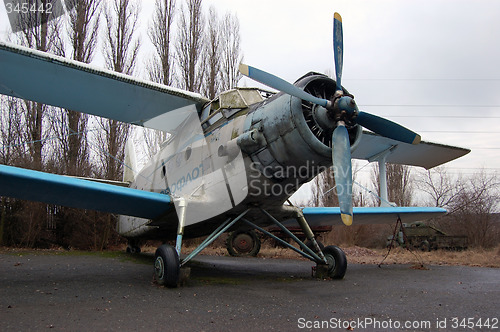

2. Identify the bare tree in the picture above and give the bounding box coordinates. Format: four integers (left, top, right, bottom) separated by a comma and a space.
176, 0, 205, 93
201, 8, 242, 98
148, 0, 177, 86
0, 96, 26, 247
103, 0, 140, 74
371, 163, 413, 206
146, 0, 177, 152
0, 97, 25, 166
220, 11, 242, 91
99, 0, 140, 180
10, 1, 64, 170
448, 170, 499, 247
309, 161, 362, 207
0, 3, 66, 247
311, 167, 339, 208
417, 167, 499, 247
48, 0, 102, 249
57, 0, 101, 176
203, 6, 222, 99
416, 167, 465, 208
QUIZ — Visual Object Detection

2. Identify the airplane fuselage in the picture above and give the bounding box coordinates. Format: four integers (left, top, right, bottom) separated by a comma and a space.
117, 73, 362, 240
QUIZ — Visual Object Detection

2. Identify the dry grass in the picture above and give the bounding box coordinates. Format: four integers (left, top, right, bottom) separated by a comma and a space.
3, 243, 499, 269
178, 244, 500, 268
342, 246, 500, 268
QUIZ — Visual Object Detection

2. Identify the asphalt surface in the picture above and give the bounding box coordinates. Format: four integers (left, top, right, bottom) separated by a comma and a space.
0, 251, 499, 331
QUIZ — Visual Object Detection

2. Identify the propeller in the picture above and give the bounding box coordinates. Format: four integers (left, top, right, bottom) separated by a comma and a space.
333, 12, 343, 92
239, 13, 421, 225
331, 12, 353, 225
332, 122, 353, 225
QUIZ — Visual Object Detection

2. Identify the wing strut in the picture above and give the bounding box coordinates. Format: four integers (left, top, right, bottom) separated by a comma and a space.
367, 145, 398, 207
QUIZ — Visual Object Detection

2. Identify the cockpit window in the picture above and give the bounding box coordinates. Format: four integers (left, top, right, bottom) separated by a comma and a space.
200, 88, 269, 131
219, 89, 264, 109
200, 104, 211, 123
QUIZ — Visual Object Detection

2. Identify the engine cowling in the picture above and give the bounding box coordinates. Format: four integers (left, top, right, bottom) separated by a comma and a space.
238, 73, 362, 197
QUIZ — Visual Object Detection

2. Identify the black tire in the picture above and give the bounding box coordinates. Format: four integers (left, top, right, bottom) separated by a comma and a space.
126, 246, 141, 254
226, 230, 261, 257
305, 240, 325, 253
419, 241, 430, 252
154, 245, 180, 287
322, 245, 347, 279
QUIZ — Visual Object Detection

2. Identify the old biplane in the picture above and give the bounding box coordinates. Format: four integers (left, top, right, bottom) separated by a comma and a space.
0, 13, 469, 287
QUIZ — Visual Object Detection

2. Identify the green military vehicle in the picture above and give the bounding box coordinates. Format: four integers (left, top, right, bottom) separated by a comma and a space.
387, 222, 468, 251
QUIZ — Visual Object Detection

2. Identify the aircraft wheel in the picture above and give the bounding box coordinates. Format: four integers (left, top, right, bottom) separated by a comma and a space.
226, 230, 261, 257
126, 239, 141, 254
154, 244, 180, 287
126, 245, 141, 254
322, 245, 347, 279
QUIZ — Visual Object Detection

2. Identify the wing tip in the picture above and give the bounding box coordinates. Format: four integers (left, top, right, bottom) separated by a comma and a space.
239, 63, 249, 76
334, 12, 342, 22
341, 213, 353, 226
412, 134, 422, 145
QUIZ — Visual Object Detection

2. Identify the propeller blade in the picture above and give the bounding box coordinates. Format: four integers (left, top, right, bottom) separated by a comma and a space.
333, 12, 343, 92
239, 64, 329, 107
356, 111, 421, 145
332, 123, 353, 226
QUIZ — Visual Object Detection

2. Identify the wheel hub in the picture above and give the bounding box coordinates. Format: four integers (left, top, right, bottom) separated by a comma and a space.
233, 233, 253, 253
154, 256, 165, 280
325, 253, 336, 274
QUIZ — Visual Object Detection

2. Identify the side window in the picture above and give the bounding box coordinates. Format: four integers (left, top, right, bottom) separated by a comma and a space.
201, 99, 225, 131
207, 112, 222, 126
200, 105, 210, 122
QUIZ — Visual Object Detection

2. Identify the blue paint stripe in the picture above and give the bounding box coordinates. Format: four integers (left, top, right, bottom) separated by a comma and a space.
0, 164, 171, 219
303, 206, 446, 215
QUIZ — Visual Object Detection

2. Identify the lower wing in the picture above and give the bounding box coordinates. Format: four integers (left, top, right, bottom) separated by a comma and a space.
296, 206, 446, 227
0, 164, 172, 220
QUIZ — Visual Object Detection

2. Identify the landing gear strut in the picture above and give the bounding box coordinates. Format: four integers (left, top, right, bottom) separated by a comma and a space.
154, 207, 251, 287
153, 205, 347, 287
242, 208, 348, 280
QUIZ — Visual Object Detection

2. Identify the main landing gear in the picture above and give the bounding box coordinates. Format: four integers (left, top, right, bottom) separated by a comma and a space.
154, 244, 180, 287
152, 203, 347, 287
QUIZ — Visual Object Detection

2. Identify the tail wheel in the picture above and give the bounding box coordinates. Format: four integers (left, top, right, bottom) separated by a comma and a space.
226, 230, 261, 257
322, 245, 347, 279
154, 244, 180, 288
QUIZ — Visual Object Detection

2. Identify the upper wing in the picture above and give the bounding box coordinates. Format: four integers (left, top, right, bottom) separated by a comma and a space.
0, 41, 209, 131
299, 206, 446, 227
0, 164, 172, 220
352, 131, 470, 169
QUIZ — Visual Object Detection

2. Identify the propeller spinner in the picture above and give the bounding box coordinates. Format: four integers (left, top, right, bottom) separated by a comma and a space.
239, 13, 421, 225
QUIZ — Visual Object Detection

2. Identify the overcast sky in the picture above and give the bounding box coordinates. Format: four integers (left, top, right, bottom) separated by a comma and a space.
1, 0, 499, 181
202, 0, 500, 176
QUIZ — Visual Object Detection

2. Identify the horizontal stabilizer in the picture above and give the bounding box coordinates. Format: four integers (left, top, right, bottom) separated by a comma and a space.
294, 206, 446, 227
0, 165, 172, 219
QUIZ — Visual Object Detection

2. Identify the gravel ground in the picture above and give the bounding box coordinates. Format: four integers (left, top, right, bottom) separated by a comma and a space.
0, 251, 499, 331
